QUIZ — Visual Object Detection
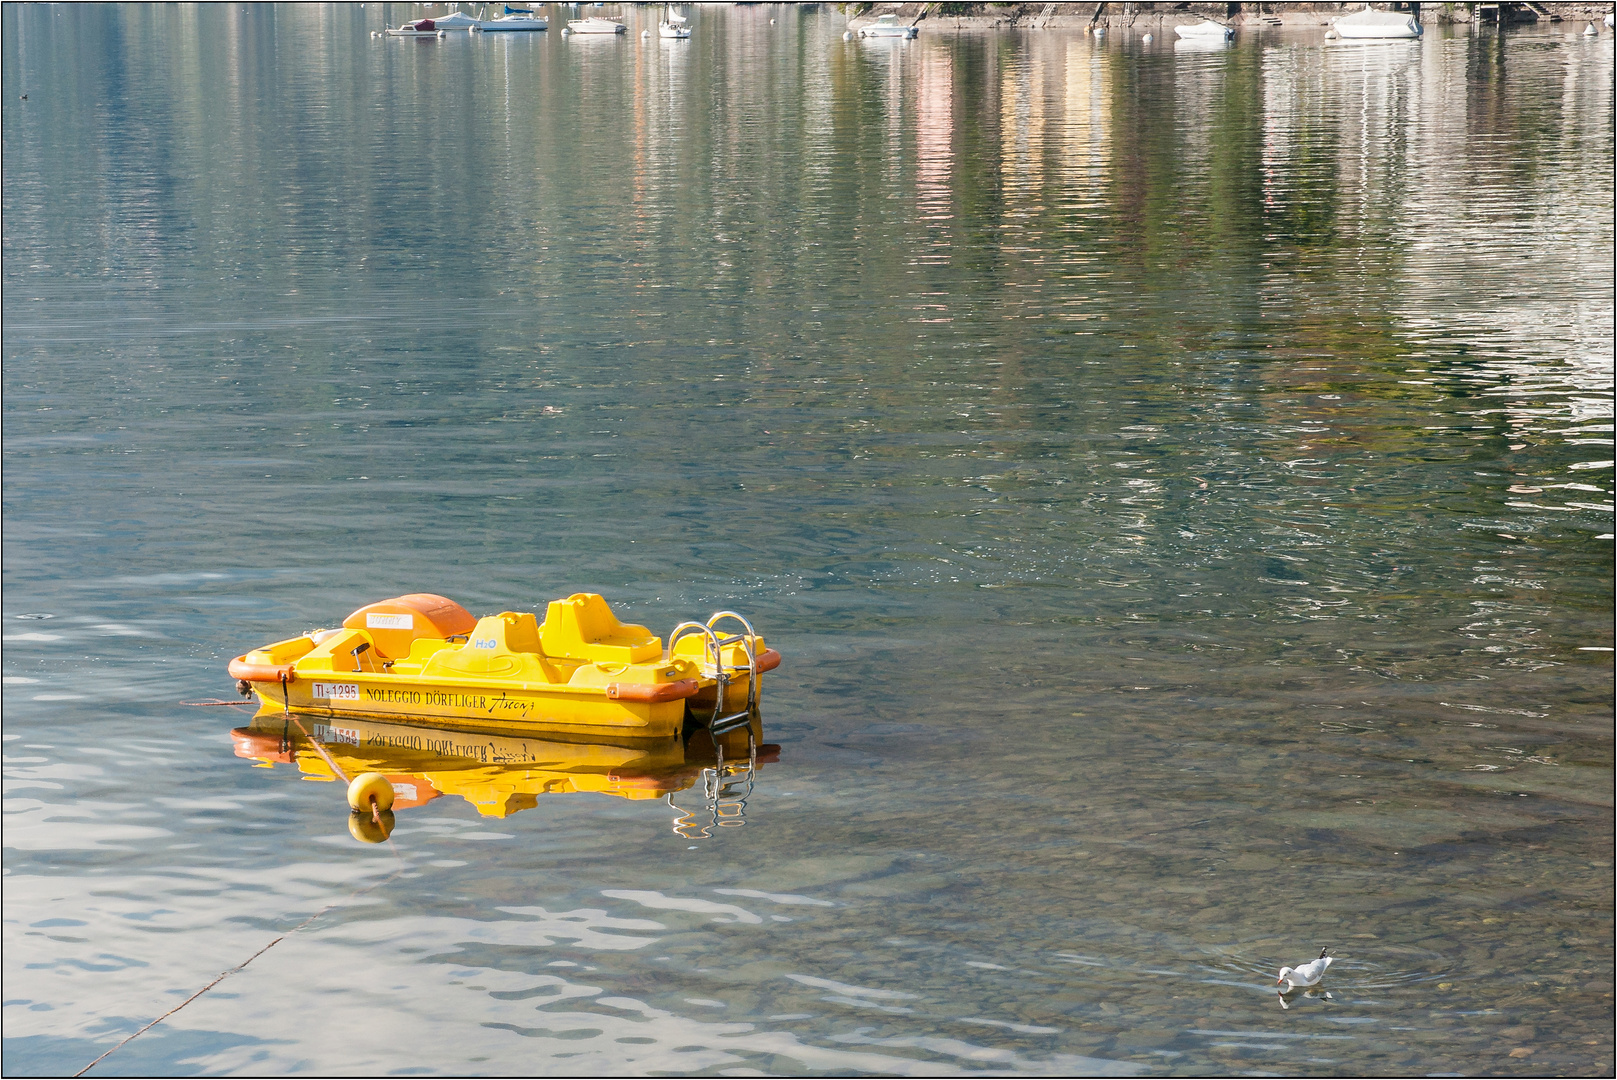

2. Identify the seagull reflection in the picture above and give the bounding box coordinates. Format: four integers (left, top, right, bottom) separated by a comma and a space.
1277, 986, 1334, 1010
230, 714, 778, 841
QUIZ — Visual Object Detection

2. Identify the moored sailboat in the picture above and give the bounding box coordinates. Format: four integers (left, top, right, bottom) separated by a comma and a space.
659, 5, 691, 39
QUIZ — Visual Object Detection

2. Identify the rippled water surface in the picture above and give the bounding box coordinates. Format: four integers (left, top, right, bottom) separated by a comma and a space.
4, 5, 1613, 1076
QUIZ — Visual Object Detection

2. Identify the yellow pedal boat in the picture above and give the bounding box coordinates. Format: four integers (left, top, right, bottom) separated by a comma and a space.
228, 592, 779, 740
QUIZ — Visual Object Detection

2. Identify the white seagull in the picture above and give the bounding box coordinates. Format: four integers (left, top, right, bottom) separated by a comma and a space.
1277, 948, 1333, 991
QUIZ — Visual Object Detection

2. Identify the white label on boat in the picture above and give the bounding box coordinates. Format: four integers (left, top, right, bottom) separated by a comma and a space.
366, 613, 413, 630
313, 723, 359, 745
313, 682, 360, 701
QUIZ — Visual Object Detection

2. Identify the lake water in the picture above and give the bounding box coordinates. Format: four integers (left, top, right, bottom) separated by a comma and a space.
3, 4, 1612, 1076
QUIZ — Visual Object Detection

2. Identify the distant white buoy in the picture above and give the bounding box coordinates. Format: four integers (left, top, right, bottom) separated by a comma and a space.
642, 28, 650, 37
1584, 21, 1598, 35
437, 29, 445, 38
1093, 26, 1105, 37
561, 27, 570, 35
770, 17, 776, 24
843, 29, 852, 40
1142, 32, 1152, 42
1324, 28, 1338, 39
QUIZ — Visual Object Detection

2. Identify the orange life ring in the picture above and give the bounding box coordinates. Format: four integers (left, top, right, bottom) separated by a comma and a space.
227, 655, 298, 683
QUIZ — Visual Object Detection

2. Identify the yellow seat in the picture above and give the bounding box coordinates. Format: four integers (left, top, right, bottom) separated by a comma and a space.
422, 613, 544, 678
539, 593, 661, 664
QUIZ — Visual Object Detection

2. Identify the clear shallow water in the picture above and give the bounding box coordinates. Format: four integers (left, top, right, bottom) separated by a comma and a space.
3, 4, 1612, 1075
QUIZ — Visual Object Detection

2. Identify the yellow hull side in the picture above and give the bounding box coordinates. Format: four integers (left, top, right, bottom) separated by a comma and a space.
252, 674, 687, 739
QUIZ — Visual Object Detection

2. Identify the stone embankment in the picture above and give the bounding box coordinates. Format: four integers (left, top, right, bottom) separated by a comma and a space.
842, 3, 1617, 32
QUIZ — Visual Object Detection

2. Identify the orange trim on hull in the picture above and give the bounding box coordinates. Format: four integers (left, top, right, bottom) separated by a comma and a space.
606, 678, 699, 703
228, 656, 298, 683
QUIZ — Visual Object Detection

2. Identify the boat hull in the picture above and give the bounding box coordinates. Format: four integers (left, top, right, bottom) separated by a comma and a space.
1334, 24, 1420, 38
481, 18, 547, 31
247, 669, 760, 740
1175, 23, 1233, 40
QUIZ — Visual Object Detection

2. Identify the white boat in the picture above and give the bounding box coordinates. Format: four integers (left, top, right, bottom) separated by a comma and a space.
1331, 5, 1421, 39
568, 15, 626, 34
1174, 20, 1234, 40
431, 11, 482, 29
482, 7, 548, 31
384, 19, 446, 38
859, 13, 918, 39
659, 5, 690, 39
430, 8, 546, 31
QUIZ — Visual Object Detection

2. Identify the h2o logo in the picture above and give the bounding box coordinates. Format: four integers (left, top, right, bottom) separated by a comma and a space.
473, 638, 498, 649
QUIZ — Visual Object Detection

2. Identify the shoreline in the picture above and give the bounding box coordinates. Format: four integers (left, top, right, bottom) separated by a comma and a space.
842, 2, 1617, 31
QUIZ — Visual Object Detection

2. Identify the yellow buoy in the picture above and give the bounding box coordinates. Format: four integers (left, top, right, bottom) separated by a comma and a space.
348, 810, 395, 844
347, 772, 395, 814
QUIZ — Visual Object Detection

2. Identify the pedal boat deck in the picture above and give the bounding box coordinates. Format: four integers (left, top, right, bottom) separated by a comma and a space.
229, 593, 779, 740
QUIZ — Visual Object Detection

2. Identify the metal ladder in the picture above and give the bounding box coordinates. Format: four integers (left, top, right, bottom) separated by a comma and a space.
665, 610, 761, 735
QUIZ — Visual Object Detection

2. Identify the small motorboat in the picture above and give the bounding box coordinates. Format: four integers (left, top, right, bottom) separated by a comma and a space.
229, 592, 779, 741
1331, 5, 1421, 39
383, 18, 447, 38
431, 11, 482, 29
859, 13, 918, 39
568, 15, 627, 34
1174, 19, 1234, 40
659, 4, 691, 39
482, 6, 548, 31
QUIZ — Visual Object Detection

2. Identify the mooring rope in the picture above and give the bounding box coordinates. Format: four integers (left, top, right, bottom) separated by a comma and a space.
77, 686, 404, 1076
72, 860, 405, 1077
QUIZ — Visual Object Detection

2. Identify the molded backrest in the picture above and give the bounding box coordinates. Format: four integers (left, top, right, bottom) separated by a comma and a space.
344, 593, 478, 659
539, 593, 661, 664
463, 612, 541, 654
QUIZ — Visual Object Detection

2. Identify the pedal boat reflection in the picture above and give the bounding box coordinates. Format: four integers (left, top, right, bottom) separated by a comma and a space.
230, 712, 778, 840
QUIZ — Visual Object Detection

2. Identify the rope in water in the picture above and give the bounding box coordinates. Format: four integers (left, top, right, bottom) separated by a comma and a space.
73, 864, 403, 1077
76, 684, 400, 1076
